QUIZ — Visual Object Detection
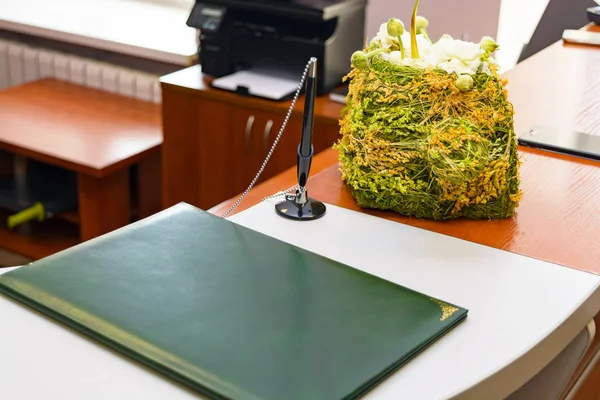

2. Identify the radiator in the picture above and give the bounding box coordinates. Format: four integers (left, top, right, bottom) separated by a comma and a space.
0, 39, 162, 103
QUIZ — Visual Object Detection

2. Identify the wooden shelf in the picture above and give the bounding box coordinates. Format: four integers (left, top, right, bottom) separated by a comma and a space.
0, 209, 80, 260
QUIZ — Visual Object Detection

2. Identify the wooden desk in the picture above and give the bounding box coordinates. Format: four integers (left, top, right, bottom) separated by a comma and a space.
210, 28, 600, 399
0, 79, 162, 258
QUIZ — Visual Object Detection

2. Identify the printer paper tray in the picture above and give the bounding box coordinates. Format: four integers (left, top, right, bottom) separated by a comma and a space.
210, 69, 300, 101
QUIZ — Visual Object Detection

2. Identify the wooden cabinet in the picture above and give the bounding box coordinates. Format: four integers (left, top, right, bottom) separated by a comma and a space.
233, 105, 301, 189
160, 65, 344, 211
231, 106, 277, 191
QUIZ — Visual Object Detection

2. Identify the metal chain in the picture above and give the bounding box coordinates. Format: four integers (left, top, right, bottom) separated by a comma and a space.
221, 58, 316, 218
261, 183, 298, 202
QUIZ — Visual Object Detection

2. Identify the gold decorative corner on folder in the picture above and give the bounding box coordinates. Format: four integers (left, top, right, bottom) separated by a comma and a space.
431, 298, 459, 321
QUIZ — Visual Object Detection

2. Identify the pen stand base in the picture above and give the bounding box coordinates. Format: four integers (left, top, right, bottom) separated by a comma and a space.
275, 198, 326, 221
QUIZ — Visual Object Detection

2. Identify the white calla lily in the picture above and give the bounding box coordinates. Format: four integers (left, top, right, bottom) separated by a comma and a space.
394, 32, 432, 59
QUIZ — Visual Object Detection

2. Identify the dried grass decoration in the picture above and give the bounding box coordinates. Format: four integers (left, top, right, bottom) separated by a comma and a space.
335, 1, 522, 220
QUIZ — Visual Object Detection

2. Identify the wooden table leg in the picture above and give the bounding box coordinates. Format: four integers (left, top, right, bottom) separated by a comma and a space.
137, 152, 162, 219
78, 169, 130, 241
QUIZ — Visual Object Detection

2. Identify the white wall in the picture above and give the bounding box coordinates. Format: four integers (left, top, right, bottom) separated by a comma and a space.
496, 0, 549, 70
365, 0, 502, 43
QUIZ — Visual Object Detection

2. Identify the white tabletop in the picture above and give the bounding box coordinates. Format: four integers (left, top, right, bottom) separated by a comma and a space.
0, 0, 197, 66
1, 200, 600, 399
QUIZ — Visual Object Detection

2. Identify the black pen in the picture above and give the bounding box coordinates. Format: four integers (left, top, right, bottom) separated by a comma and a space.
297, 57, 317, 189
274, 57, 326, 220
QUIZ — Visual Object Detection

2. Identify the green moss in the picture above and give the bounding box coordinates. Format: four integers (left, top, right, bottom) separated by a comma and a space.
334, 57, 522, 220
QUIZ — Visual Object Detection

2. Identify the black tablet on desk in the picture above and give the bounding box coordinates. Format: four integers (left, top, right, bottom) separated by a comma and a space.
518, 126, 600, 162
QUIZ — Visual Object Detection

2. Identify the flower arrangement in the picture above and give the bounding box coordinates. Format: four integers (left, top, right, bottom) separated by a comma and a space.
335, 0, 522, 220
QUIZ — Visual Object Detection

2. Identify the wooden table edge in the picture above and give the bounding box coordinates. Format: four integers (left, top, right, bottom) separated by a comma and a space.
0, 140, 162, 178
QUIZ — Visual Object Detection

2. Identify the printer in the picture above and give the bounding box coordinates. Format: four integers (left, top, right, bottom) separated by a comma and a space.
186, 0, 367, 99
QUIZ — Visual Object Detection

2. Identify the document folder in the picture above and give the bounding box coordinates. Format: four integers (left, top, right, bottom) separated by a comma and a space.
0, 203, 467, 400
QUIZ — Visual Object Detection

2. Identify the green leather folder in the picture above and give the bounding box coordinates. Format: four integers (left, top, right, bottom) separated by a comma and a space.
0, 203, 467, 400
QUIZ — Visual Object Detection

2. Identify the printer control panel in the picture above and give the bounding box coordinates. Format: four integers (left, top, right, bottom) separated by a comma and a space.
187, 3, 227, 33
